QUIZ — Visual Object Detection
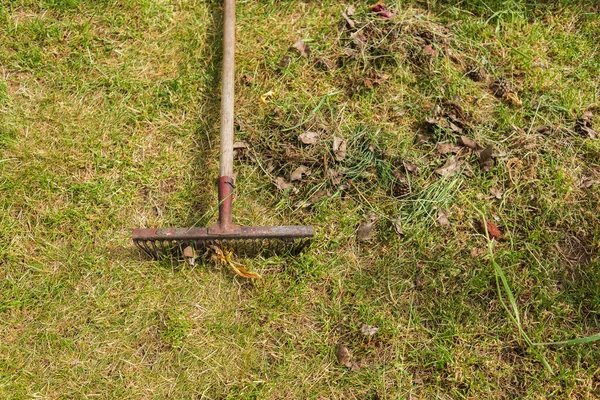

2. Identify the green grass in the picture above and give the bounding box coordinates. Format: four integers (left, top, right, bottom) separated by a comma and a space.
1, 0, 600, 398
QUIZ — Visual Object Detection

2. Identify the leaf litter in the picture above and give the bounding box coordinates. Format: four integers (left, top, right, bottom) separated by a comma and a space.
360, 323, 379, 336
357, 212, 378, 241
290, 165, 311, 181
291, 39, 311, 58
437, 209, 450, 227
335, 343, 360, 370
209, 246, 261, 279
333, 136, 347, 161
298, 131, 320, 145
575, 111, 597, 139
435, 156, 462, 177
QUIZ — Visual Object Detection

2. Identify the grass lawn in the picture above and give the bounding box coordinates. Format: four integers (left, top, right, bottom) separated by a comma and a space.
1, 0, 600, 398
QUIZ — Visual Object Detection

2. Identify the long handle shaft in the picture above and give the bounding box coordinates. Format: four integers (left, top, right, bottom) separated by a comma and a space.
217, 0, 236, 229
219, 0, 235, 178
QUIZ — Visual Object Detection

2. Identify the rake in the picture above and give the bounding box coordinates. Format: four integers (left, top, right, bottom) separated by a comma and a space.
133, 0, 314, 260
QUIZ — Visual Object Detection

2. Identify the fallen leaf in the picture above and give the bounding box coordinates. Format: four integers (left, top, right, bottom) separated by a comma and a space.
479, 146, 494, 172
403, 161, 419, 174
435, 156, 462, 177
290, 165, 311, 181
346, 5, 355, 16
357, 212, 378, 241
535, 125, 552, 135
575, 111, 597, 139
183, 246, 196, 267
415, 134, 431, 145
260, 90, 275, 104
327, 168, 344, 185
311, 189, 331, 201
458, 136, 481, 151
291, 39, 311, 58
333, 136, 347, 161
209, 246, 262, 279
480, 220, 501, 240
393, 215, 403, 236
298, 131, 319, 145
437, 209, 450, 227
369, 1, 392, 18
423, 44, 437, 57
350, 31, 367, 51
490, 186, 503, 200
275, 177, 294, 191
437, 142, 462, 155
278, 55, 292, 69
341, 9, 355, 29
505, 91, 522, 106
229, 264, 262, 279
315, 56, 335, 71
233, 141, 249, 149
580, 177, 595, 189
360, 323, 379, 336
335, 343, 352, 367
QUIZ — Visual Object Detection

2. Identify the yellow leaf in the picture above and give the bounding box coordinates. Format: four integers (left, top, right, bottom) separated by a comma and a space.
208, 245, 262, 279
260, 90, 275, 104
229, 264, 262, 279
505, 91, 522, 106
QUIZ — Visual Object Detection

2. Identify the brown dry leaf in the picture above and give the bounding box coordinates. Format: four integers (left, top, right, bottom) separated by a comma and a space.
335, 343, 352, 367
183, 246, 196, 267
291, 39, 311, 57
393, 215, 404, 236
233, 141, 249, 150
290, 165, 311, 181
458, 136, 481, 151
490, 187, 503, 200
437, 209, 450, 227
575, 111, 598, 139
315, 57, 335, 71
360, 323, 379, 336
333, 136, 347, 161
357, 212, 378, 241
423, 44, 437, 57
435, 156, 462, 177
335, 343, 360, 370
298, 131, 319, 145
341, 5, 356, 29
327, 168, 344, 185
278, 55, 292, 69
437, 142, 462, 155
350, 31, 367, 51
233, 141, 249, 159
403, 161, 419, 174
275, 177, 294, 191
480, 220, 501, 240
580, 177, 596, 189
479, 146, 494, 172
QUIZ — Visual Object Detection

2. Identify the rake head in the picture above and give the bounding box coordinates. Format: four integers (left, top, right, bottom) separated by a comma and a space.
133, 225, 313, 260
134, 177, 313, 260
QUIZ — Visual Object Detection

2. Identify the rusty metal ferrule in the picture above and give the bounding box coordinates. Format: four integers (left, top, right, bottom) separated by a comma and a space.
217, 176, 235, 230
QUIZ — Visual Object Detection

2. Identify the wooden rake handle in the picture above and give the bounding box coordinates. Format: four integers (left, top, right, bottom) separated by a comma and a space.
219, 0, 236, 179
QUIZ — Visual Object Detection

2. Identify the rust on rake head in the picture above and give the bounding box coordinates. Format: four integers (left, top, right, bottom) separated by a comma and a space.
134, 176, 313, 260
133, 225, 313, 260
